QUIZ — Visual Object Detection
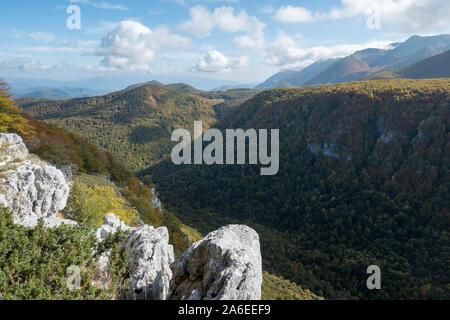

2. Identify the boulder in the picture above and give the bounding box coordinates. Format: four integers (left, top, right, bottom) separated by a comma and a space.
0, 133, 70, 225
14, 216, 78, 229
169, 225, 262, 300
121, 225, 175, 300
96, 213, 134, 242
0, 133, 29, 166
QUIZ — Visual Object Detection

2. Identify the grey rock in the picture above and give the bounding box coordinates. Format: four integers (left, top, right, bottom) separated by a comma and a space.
14, 216, 78, 229
0, 133, 72, 227
96, 213, 134, 242
121, 225, 175, 300
0, 133, 29, 166
169, 225, 262, 300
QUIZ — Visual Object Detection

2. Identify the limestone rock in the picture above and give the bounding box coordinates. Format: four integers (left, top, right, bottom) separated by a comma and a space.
169, 225, 262, 300
0, 133, 29, 166
0, 133, 71, 224
96, 213, 134, 242
14, 216, 78, 229
121, 225, 175, 300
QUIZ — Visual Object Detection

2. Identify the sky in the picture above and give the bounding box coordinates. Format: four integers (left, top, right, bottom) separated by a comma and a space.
0, 0, 449, 88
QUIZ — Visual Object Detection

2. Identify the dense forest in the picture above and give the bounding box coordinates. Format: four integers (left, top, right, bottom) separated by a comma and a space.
1, 82, 190, 255
17, 85, 217, 171
2, 82, 314, 300
17, 84, 258, 171
143, 79, 450, 299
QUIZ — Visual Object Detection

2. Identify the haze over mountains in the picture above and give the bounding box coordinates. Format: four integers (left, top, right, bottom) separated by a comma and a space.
257, 35, 450, 89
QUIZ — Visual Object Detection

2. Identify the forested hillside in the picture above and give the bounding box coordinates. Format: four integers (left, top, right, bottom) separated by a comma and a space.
144, 79, 450, 299
2, 81, 315, 300
1, 82, 190, 255
17, 84, 258, 171
17, 85, 217, 171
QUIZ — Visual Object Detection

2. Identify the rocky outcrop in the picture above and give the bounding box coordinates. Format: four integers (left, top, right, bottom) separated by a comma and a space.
169, 225, 262, 300
0, 133, 29, 166
96, 213, 135, 243
121, 225, 175, 300
0, 133, 72, 228
1, 133, 263, 300
95, 214, 136, 273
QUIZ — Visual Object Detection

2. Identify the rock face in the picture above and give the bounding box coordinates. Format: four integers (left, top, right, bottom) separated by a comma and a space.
0, 133, 72, 228
169, 225, 262, 300
96, 213, 134, 243
121, 225, 175, 300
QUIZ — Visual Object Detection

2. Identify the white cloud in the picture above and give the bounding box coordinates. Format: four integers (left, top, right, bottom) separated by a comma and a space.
96, 20, 191, 72
233, 17, 266, 49
192, 50, 249, 73
0, 59, 49, 71
265, 32, 392, 69
329, 0, 450, 33
274, 0, 450, 33
180, 5, 266, 49
275, 6, 316, 23
181, 5, 250, 36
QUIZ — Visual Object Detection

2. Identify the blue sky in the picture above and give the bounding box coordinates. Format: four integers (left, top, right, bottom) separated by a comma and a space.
1, 0, 449, 87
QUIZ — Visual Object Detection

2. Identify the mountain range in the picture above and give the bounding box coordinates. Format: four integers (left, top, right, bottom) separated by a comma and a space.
366, 49, 450, 80
258, 34, 450, 89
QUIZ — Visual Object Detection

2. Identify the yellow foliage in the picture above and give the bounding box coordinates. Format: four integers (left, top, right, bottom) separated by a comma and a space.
0, 81, 25, 134
180, 225, 203, 244
68, 179, 138, 227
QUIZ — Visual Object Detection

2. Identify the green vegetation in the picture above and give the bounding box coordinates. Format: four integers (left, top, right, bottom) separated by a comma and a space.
262, 272, 324, 300
18, 85, 218, 171
146, 79, 450, 299
17, 84, 259, 171
67, 179, 138, 227
0, 206, 129, 300
0, 82, 26, 134
1, 82, 189, 256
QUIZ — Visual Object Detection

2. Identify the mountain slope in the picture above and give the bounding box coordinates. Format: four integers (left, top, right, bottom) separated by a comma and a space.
304, 35, 450, 86
17, 85, 218, 171
144, 79, 449, 299
367, 50, 450, 80
256, 59, 340, 89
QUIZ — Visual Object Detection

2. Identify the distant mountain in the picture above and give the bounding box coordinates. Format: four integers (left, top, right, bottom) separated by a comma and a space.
366, 49, 450, 80
17, 83, 259, 172
304, 34, 450, 86
211, 84, 256, 91
13, 87, 100, 100
125, 80, 164, 90
256, 59, 340, 89
18, 85, 218, 171
257, 35, 450, 89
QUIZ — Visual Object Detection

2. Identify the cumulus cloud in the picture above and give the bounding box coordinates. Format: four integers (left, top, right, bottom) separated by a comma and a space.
181, 5, 266, 49
265, 32, 392, 69
274, 0, 450, 33
328, 0, 450, 33
233, 17, 266, 49
181, 6, 249, 35
192, 50, 249, 73
96, 20, 191, 71
275, 5, 316, 23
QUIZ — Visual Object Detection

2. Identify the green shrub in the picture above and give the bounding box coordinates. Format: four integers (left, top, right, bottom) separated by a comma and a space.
67, 179, 138, 227
0, 206, 128, 300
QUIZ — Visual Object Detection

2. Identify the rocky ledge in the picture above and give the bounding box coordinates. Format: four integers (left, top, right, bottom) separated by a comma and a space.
0, 133, 262, 300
